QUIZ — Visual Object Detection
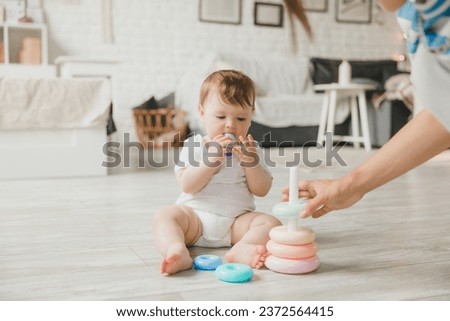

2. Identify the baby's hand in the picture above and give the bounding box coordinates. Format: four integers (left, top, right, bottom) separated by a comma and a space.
233, 134, 259, 167
203, 134, 233, 166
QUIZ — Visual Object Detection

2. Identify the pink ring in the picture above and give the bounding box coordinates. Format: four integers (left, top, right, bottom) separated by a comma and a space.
269, 226, 315, 245
265, 255, 320, 274
267, 240, 318, 259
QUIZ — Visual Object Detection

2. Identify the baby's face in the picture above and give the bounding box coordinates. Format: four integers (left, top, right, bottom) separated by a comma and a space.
199, 91, 253, 140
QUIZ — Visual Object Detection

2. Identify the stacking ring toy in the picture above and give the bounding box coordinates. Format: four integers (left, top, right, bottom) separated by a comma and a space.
265, 255, 320, 274
269, 226, 315, 245
215, 263, 253, 283
224, 133, 239, 157
272, 200, 308, 219
267, 240, 318, 259
193, 255, 223, 271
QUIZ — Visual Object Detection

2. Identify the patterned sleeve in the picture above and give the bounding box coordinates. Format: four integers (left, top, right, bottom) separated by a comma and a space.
397, 0, 450, 55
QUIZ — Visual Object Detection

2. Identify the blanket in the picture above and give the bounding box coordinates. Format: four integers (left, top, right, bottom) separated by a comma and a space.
0, 77, 111, 129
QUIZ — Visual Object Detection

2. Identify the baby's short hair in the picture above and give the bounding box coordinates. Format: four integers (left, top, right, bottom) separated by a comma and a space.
199, 70, 256, 110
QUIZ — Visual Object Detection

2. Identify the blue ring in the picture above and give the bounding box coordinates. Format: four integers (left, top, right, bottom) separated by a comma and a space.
215, 263, 253, 283
272, 199, 308, 219
193, 255, 223, 271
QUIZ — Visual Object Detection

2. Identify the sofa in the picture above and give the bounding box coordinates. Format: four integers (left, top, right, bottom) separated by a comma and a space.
175, 53, 410, 147
0, 77, 112, 179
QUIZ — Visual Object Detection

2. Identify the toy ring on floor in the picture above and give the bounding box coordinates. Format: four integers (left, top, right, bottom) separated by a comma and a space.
265, 255, 320, 274
215, 263, 253, 283
272, 200, 308, 219
193, 255, 223, 271
267, 240, 318, 259
269, 226, 315, 245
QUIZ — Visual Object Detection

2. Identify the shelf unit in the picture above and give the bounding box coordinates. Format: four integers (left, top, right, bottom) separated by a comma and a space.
0, 22, 55, 77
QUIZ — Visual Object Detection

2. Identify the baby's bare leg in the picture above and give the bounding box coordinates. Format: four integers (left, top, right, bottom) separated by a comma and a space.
225, 212, 281, 268
152, 205, 202, 275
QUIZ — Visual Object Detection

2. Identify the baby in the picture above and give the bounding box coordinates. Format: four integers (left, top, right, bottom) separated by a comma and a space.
153, 70, 281, 275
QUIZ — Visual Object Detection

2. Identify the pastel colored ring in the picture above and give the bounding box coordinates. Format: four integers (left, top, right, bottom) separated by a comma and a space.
265, 255, 320, 274
272, 200, 308, 219
193, 255, 223, 271
269, 226, 315, 245
267, 240, 318, 259
215, 263, 253, 283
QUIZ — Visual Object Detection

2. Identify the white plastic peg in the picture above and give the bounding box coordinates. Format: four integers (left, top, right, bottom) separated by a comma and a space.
288, 166, 298, 232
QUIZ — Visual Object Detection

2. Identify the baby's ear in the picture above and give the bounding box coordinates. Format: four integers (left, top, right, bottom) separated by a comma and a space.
198, 104, 204, 116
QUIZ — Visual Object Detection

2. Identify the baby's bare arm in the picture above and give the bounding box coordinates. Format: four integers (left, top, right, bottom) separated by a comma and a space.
244, 165, 272, 197
177, 134, 233, 194
234, 134, 272, 196
176, 164, 217, 194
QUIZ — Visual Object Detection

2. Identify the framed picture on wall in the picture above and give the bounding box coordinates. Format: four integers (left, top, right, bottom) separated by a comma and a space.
254, 2, 283, 27
336, 0, 372, 23
199, 0, 242, 25
303, 0, 328, 12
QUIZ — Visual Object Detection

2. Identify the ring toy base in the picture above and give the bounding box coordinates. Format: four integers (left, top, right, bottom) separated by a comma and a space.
265, 255, 320, 274
267, 240, 318, 259
215, 263, 253, 283
193, 255, 223, 271
269, 226, 315, 245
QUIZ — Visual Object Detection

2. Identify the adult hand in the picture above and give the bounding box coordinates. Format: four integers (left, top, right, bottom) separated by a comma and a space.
281, 175, 365, 219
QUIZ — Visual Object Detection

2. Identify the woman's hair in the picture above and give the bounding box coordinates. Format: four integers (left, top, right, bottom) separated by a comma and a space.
199, 70, 256, 110
283, 0, 313, 51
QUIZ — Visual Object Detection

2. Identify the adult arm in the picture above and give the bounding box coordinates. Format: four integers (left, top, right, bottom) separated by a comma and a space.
282, 109, 450, 218
377, 0, 407, 12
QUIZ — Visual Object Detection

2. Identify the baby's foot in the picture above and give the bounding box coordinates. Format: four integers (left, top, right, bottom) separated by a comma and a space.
160, 247, 193, 276
225, 242, 268, 269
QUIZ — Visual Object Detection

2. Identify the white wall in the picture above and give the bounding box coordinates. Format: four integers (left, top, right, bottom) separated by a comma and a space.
42, 0, 404, 138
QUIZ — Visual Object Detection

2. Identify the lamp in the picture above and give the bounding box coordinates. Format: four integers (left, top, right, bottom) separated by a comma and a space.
18, 0, 33, 23
338, 59, 352, 85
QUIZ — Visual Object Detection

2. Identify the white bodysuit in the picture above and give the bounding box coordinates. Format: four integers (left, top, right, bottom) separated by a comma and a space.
174, 134, 271, 247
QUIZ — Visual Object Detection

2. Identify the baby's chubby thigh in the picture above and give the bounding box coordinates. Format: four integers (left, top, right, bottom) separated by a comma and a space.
230, 211, 281, 245
152, 205, 203, 246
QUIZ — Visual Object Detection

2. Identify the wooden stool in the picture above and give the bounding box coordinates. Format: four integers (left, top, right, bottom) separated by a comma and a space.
314, 83, 376, 152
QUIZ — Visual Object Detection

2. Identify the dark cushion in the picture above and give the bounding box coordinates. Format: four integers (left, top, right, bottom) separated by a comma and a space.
133, 96, 159, 110
310, 58, 399, 88
157, 92, 175, 108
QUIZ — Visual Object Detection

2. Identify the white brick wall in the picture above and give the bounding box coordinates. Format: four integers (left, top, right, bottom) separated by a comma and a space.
42, 0, 405, 138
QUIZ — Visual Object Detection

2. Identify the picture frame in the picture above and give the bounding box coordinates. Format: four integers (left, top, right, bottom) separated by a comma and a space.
302, 0, 328, 13
254, 2, 283, 27
199, 0, 242, 25
336, 0, 372, 24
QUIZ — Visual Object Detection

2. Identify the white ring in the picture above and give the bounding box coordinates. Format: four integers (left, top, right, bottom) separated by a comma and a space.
269, 226, 315, 245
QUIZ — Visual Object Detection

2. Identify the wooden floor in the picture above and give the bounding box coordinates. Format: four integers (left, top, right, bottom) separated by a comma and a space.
1, 147, 450, 301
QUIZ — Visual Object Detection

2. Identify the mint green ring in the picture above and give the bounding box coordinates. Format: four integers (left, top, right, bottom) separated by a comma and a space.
272, 199, 308, 219
215, 263, 253, 283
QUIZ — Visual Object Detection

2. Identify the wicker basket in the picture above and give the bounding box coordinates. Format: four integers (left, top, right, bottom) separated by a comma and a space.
132, 107, 188, 148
